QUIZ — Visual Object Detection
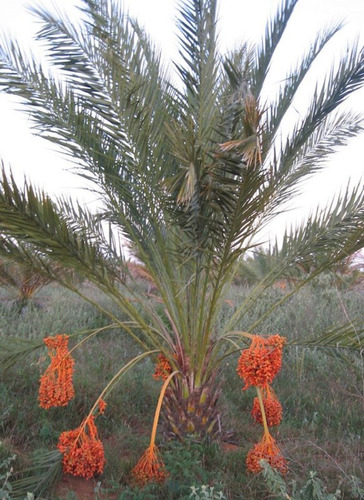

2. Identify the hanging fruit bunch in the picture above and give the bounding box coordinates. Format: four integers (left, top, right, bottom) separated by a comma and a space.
237, 334, 287, 474
38, 335, 75, 409
38, 334, 106, 478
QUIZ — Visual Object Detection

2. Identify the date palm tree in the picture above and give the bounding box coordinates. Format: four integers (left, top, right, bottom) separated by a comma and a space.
0, 0, 363, 449
0, 255, 52, 309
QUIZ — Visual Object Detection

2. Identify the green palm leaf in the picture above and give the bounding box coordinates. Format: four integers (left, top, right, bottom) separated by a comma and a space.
251, 0, 299, 95
292, 322, 364, 351
0, 337, 43, 370
9, 450, 63, 500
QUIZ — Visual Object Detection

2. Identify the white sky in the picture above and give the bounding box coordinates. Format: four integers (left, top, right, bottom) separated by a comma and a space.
0, 0, 363, 242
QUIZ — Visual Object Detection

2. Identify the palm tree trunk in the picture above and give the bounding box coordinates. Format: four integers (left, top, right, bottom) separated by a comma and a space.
162, 370, 222, 441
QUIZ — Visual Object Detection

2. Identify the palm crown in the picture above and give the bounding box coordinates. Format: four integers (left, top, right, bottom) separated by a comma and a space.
0, 0, 363, 488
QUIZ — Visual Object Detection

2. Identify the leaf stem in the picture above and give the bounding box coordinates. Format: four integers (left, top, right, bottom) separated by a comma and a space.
256, 386, 270, 437
150, 370, 179, 449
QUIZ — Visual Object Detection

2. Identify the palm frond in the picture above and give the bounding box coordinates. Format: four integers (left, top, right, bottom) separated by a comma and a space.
0, 38, 137, 188
10, 450, 62, 500
267, 112, 363, 211
0, 336, 43, 370
220, 45, 257, 141
263, 22, 342, 148
176, 0, 219, 105
251, 0, 299, 95
276, 45, 364, 177
287, 111, 362, 175
279, 185, 364, 273
29, 2, 130, 145
77, 0, 176, 175
0, 170, 117, 283
167, 0, 222, 202
291, 322, 364, 351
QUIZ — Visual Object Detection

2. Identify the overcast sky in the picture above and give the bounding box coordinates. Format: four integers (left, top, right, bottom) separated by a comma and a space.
0, 0, 363, 242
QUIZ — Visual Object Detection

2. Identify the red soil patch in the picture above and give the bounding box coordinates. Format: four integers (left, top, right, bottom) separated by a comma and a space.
222, 442, 240, 453
55, 475, 96, 500
55, 475, 117, 500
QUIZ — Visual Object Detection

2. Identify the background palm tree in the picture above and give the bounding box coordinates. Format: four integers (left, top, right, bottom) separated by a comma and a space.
0, 255, 52, 310
0, 239, 79, 310
0, 0, 363, 444
235, 246, 364, 289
